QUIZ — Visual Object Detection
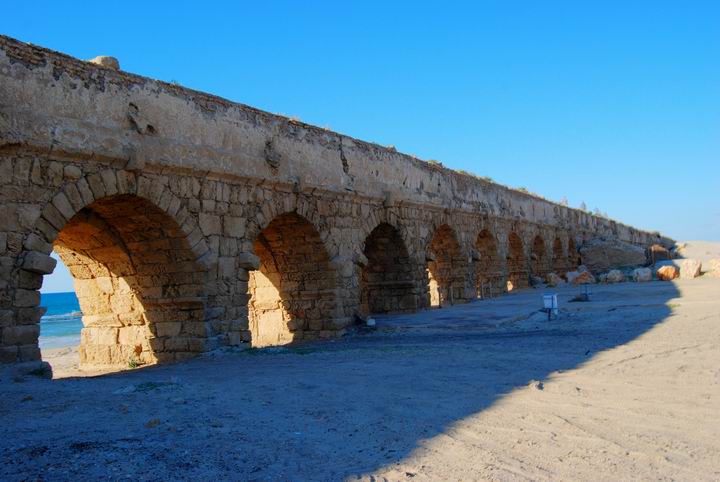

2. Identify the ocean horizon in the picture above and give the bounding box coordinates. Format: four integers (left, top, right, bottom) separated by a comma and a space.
40, 291, 82, 349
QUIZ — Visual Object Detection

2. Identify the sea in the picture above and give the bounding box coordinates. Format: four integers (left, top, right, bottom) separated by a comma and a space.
40, 291, 83, 349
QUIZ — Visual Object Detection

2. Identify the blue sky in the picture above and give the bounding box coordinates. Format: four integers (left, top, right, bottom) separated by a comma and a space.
3, 1, 718, 292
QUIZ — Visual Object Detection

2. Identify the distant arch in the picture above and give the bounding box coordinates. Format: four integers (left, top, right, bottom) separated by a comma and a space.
426, 225, 469, 307
474, 229, 503, 298
507, 232, 527, 291
360, 223, 417, 315
552, 237, 565, 273
530, 235, 548, 277
568, 238, 580, 270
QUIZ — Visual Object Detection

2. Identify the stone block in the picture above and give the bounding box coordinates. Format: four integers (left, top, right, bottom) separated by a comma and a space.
64, 165, 82, 179
0, 346, 18, 363
118, 325, 147, 345
23, 233, 52, 254
16, 306, 46, 325
52, 192, 75, 219
223, 215, 245, 237
164, 337, 189, 352
22, 251, 57, 274
237, 253, 260, 270
14, 289, 40, 307
0, 310, 13, 327
154, 322, 182, 337
18, 345, 41, 362
2, 324, 40, 345
199, 213, 222, 236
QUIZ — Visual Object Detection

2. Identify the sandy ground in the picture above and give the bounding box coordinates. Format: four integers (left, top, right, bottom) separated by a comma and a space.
675, 240, 720, 265
2, 276, 720, 481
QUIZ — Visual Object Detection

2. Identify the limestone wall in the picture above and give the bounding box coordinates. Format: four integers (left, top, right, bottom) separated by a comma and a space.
0, 35, 673, 370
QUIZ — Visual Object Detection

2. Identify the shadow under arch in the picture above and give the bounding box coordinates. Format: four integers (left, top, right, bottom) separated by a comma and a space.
568, 237, 581, 270
474, 229, 503, 298
43, 194, 207, 371
426, 224, 470, 307
530, 234, 548, 278
360, 222, 418, 315
552, 236, 565, 273
247, 212, 339, 347
507, 232, 528, 290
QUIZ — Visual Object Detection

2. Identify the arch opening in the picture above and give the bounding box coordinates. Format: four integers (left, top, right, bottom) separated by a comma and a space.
360, 223, 417, 315
568, 238, 580, 270
426, 225, 469, 307
552, 237, 565, 273
248, 213, 338, 347
43, 194, 206, 372
507, 232, 527, 291
474, 229, 503, 298
530, 235, 547, 278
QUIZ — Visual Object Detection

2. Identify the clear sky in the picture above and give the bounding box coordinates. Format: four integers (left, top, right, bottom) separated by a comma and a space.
3, 1, 718, 292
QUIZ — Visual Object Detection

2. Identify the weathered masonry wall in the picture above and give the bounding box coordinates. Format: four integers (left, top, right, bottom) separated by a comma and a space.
0, 36, 672, 369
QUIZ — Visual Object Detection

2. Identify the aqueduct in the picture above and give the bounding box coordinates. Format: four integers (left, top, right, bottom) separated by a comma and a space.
0, 36, 671, 369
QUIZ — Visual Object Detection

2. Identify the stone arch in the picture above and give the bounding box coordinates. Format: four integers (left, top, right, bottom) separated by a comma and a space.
426, 224, 469, 307
474, 229, 502, 298
507, 232, 527, 290
552, 237, 565, 273
360, 222, 417, 315
32, 191, 207, 370
530, 235, 548, 277
245, 194, 339, 259
568, 238, 580, 269
248, 212, 339, 347
2, 168, 215, 369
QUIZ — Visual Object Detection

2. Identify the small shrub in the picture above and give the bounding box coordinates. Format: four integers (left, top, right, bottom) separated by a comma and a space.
128, 355, 138, 369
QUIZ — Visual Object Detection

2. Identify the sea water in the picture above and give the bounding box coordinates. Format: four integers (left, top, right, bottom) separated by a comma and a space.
39, 292, 82, 349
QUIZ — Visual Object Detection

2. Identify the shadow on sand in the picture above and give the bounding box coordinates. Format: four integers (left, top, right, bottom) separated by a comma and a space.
2, 281, 680, 480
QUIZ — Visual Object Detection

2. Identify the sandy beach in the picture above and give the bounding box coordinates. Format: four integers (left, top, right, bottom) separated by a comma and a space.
3, 273, 719, 481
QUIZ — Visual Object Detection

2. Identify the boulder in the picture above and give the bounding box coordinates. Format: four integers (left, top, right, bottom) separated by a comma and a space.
545, 272, 563, 287
530, 275, 544, 288
606, 269, 625, 283
655, 259, 702, 280
87, 55, 120, 70
656, 265, 679, 281
707, 258, 720, 276
649, 244, 671, 263
571, 271, 596, 285
579, 238, 647, 273
577, 265, 590, 273
632, 267, 652, 282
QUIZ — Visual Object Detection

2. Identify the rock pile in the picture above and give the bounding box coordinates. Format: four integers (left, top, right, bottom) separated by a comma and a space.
579, 239, 647, 273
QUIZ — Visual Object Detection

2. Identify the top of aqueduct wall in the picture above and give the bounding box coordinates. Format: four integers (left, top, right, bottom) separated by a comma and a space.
0, 35, 672, 247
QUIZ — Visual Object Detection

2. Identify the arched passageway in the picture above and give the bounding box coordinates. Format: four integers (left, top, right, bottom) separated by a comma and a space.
474, 229, 503, 298
507, 232, 528, 291
530, 235, 548, 277
360, 223, 417, 315
47, 194, 206, 370
426, 225, 469, 307
248, 213, 338, 347
568, 239, 580, 270
552, 237, 565, 273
